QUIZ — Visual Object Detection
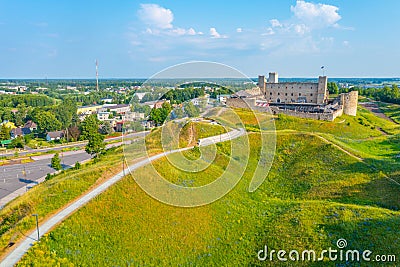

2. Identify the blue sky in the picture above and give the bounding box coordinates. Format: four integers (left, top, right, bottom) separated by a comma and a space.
0, 1, 399, 78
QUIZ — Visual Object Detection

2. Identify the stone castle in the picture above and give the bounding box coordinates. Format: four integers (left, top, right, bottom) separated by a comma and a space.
226, 72, 358, 121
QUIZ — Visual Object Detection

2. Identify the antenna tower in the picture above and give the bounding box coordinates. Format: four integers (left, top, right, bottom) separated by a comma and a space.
96, 59, 99, 91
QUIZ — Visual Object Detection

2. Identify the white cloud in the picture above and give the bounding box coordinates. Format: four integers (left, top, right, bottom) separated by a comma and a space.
270, 19, 282, 28
171, 27, 187, 36
290, 1, 341, 28
138, 4, 174, 29
187, 28, 196, 35
262, 27, 275, 36
236, 28, 242, 33
209, 27, 226, 38
210, 27, 220, 38
293, 24, 309, 35
170, 27, 198, 36
138, 4, 200, 37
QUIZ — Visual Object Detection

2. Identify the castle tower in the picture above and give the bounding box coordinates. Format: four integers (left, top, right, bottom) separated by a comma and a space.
268, 72, 278, 83
342, 91, 358, 116
258, 75, 266, 94
317, 76, 328, 104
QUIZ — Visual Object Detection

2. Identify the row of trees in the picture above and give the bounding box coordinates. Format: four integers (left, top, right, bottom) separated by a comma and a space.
0, 94, 54, 108
327, 82, 400, 104
149, 101, 201, 126
359, 84, 400, 104
161, 87, 204, 104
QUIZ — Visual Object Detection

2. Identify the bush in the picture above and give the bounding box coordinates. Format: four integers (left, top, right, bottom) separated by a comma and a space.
51, 153, 62, 170
74, 162, 81, 170
45, 173, 52, 181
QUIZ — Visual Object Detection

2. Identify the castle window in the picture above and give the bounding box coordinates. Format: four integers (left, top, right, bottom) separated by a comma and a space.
299, 86, 302, 89
286, 86, 288, 89
310, 93, 313, 96
270, 92, 272, 95
291, 93, 294, 96
299, 93, 302, 96
285, 93, 288, 96
278, 93, 280, 96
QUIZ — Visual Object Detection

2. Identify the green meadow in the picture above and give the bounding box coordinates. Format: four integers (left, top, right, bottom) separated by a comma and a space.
4, 104, 400, 266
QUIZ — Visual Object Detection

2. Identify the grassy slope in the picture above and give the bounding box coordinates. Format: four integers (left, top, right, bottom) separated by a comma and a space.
17, 106, 400, 266
0, 121, 227, 259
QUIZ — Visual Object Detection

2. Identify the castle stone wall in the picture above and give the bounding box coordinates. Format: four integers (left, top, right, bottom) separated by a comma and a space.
226, 97, 256, 109
341, 91, 358, 116
271, 107, 343, 121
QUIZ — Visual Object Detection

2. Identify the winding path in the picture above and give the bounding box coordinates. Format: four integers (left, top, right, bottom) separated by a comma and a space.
0, 128, 245, 267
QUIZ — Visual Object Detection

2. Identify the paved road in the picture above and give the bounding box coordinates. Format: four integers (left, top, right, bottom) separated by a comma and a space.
0, 128, 245, 267
0, 152, 90, 200
0, 138, 140, 208
0, 132, 148, 158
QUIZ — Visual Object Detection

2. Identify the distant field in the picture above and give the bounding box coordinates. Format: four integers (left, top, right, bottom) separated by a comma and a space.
16, 106, 400, 266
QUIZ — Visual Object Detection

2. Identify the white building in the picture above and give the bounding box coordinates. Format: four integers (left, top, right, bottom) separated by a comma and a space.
218, 94, 230, 104
97, 112, 110, 121
99, 104, 131, 114
134, 92, 147, 101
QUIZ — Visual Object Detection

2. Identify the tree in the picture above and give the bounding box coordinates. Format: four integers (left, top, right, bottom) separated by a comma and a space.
149, 102, 172, 126
51, 153, 62, 170
100, 121, 114, 135
67, 125, 81, 141
184, 102, 200, 117
173, 106, 184, 119
85, 133, 105, 157
11, 136, 24, 148
327, 82, 339, 95
13, 103, 28, 126
34, 111, 62, 133
80, 114, 100, 140
129, 121, 144, 132
391, 84, 399, 99
55, 98, 77, 129
0, 125, 11, 141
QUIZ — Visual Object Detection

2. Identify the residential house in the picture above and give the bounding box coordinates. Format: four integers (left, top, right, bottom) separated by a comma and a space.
46, 130, 65, 142
10, 127, 31, 139
23, 120, 37, 131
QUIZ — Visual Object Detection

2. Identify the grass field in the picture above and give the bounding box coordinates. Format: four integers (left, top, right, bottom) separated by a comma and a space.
15, 105, 400, 266
379, 102, 400, 124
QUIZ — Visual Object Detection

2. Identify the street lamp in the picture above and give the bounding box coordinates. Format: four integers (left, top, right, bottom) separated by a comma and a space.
32, 214, 39, 241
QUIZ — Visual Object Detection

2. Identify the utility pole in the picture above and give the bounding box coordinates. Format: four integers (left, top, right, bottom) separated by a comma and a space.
32, 214, 39, 241
96, 59, 99, 92
122, 156, 125, 176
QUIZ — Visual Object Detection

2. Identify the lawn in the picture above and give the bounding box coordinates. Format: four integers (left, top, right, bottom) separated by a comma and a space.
17, 131, 400, 266
4, 105, 400, 266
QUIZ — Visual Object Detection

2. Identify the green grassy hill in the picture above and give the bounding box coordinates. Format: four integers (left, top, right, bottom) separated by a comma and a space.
13, 105, 400, 266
